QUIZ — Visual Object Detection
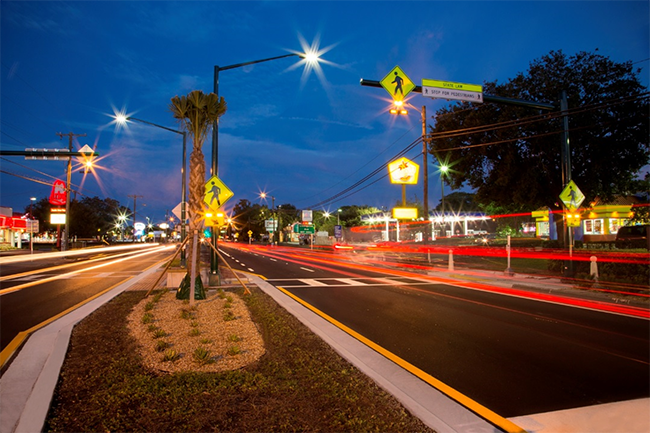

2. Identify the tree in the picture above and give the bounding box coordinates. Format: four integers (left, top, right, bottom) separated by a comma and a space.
231, 199, 266, 240
429, 50, 649, 211
170, 90, 227, 299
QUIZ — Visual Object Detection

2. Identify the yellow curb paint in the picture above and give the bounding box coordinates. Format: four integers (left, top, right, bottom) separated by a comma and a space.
275, 285, 526, 433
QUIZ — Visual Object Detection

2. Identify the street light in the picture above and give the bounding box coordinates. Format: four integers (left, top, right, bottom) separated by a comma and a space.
260, 192, 277, 245
210, 50, 323, 275
439, 163, 449, 237
115, 115, 188, 266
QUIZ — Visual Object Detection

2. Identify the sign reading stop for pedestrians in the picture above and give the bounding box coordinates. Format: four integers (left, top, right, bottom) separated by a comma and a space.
380, 66, 416, 102
204, 175, 234, 212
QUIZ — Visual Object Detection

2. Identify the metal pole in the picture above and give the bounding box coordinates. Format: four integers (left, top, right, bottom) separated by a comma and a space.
211, 66, 220, 279
422, 105, 429, 244
441, 172, 445, 237
64, 145, 72, 250
560, 90, 574, 277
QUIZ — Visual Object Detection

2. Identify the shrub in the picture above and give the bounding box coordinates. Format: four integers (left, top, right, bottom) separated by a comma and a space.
223, 311, 236, 322
162, 349, 180, 362
152, 329, 167, 339
141, 313, 154, 324
155, 340, 170, 352
193, 347, 214, 365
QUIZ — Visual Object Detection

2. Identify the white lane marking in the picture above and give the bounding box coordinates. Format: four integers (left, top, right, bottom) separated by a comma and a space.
298, 279, 329, 286
300, 267, 315, 272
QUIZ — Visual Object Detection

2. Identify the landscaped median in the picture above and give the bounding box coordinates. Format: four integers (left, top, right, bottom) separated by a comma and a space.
44, 284, 434, 432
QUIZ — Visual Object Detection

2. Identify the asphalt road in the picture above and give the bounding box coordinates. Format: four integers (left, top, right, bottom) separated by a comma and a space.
0, 244, 174, 350
220, 243, 650, 419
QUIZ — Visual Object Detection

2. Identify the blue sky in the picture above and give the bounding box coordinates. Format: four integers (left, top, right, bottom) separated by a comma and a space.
1, 1, 648, 224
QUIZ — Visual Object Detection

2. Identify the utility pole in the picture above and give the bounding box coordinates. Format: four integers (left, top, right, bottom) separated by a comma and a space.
57, 132, 86, 251
128, 194, 143, 241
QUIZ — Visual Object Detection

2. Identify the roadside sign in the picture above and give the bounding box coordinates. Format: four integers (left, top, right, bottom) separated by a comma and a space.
265, 219, 277, 232
388, 157, 420, 184
559, 180, 585, 211
380, 66, 416, 102
247, 230, 253, 236
393, 207, 418, 220
204, 211, 225, 227
204, 175, 234, 212
49, 179, 67, 206
294, 224, 315, 234
334, 225, 342, 239
172, 202, 186, 220
422, 78, 483, 103
302, 210, 313, 223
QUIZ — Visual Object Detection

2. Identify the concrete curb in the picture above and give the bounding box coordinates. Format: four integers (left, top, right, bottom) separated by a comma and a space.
247, 274, 501, 433
0, 266, 161, 433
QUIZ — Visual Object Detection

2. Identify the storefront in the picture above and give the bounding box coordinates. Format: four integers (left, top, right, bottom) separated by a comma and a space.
532, 196, 641, 243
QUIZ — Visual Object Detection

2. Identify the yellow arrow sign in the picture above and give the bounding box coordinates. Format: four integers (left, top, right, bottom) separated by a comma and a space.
204, 175, 234, 212
380, 66, 416, 102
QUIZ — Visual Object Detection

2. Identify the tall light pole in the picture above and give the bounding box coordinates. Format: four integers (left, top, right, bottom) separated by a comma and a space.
211, 51, 321, 276
440, 164, 449, 237
115, 115, 188, 266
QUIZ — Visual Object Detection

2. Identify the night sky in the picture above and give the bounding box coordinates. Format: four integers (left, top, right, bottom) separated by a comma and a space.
1, 1, 648, 223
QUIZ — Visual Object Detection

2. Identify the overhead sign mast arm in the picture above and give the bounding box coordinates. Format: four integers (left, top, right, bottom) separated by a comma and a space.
360, 79, 557, 111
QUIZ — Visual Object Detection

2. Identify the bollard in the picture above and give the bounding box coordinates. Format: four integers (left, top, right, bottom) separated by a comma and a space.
448, 249, 454, 271
590, 255, 599, 282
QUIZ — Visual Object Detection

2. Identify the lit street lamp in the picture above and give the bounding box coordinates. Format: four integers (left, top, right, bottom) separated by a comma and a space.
210, 50, 323, 276
115, 115, 188, 266
260, 192, 277, 245
439, 163, 449, 237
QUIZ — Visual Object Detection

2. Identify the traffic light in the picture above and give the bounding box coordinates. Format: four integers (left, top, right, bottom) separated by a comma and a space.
203, 228, 212, 238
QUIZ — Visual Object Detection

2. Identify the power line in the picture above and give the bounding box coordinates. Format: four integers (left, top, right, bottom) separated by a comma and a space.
303, 91, 649, 209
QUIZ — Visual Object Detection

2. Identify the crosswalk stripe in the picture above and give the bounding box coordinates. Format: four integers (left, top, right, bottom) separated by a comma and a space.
335, 278, 366, 286
298, 279, 329, 286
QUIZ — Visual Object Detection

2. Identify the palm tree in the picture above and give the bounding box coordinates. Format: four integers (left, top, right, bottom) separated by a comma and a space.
170, 90, 227, 299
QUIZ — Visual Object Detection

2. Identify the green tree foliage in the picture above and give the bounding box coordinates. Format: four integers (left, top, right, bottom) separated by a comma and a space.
27, 196, 124, 238
429, 50, 649, 211
231, 199, 266, 240
432, 191, 480, 212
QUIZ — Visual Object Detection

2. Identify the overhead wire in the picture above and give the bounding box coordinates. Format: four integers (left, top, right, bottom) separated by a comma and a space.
303, 91, 649, 209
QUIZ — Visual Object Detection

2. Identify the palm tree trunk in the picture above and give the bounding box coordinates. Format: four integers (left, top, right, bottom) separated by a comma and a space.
188, 147, 206, 276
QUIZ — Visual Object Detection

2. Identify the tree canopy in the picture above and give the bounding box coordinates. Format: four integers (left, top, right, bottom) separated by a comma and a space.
429, 50, 649, 212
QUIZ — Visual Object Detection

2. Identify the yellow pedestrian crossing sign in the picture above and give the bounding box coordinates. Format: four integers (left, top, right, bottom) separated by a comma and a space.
204, 175, 234, 212
559, 180, 585, 211
380, 66, 416, 102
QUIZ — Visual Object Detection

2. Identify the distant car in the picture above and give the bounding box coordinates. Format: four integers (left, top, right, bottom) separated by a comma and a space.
474, 233, 496, 246
615, 225, 650, 249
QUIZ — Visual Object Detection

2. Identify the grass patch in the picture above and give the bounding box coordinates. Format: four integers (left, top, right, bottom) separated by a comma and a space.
45, 287, 432, 432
